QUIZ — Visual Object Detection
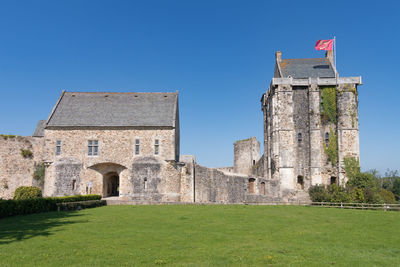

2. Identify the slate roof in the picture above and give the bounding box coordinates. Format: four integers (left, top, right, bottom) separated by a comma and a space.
46, 92, 178, 127
32, 120, 46, 137
278, 58, 335, 78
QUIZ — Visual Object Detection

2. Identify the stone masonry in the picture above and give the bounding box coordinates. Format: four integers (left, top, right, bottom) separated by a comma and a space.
0, 50, 361, 203
261, 51, 361, 200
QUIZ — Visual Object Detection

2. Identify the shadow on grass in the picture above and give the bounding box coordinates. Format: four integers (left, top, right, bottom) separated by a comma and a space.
0, 211, 87, 245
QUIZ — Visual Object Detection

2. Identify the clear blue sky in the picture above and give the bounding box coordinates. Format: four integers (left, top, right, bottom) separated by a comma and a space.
0, 0, 399, 174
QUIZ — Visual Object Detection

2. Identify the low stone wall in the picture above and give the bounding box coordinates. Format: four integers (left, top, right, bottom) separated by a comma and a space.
0, 136, 44, 199
216, 166, 234, 173
194, 164, 280, 203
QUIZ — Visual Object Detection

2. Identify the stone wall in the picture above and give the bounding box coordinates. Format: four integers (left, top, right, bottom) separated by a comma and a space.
337, 83, 360, 184
293, 86, 311, 190
179, 155, 195, 202
129, 156, 181, 202
251, 154, 265, 177
43, 128, 177, 197
262, 79, 360, 193
0, 136, 44, 199
194, 164, 280, 203
233, 137, 260, 175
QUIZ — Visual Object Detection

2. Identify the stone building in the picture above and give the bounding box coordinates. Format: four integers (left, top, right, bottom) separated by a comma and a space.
260, 51, 361, 197
0, 50, 361, 203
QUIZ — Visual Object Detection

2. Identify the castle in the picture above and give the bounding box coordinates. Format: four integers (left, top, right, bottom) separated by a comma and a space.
0, 51, 361, 203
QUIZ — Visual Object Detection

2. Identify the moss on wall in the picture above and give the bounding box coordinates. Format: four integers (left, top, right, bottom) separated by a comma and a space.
320, 87, 337, 124
33, 162, 45, 186
324, 127, 338, 166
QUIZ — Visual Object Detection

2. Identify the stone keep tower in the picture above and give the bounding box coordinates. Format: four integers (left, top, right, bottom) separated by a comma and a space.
261, 51, 361, 194
233, 137, 260, 175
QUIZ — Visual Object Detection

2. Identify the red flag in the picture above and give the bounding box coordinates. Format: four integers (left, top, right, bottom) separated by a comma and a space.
315, 39, 334, 51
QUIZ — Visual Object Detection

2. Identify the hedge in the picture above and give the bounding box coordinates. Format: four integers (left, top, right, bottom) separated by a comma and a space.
0, 195, 103, 219
47, 194, 102, 203
14, 186, 42, 200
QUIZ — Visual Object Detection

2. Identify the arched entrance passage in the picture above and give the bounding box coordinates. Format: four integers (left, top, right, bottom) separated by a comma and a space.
104, 172, 119, 197
87, 162, 127, 198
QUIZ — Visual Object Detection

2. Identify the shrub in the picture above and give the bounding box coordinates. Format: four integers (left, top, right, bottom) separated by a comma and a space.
0, 198, 57, 218
20, 149, 33, 158
0, 194, 103, 218
348, 172, 376, 190
57, 200, 106, 211
379, 189, 395, 204
308, 185, 331, 202
0, 134, 16, 140
48, 194, 102, 203
344, 157, 361, 181
350, 187, 365, 203
392, 179, 400, 201
329, 184, 352, 203
14, 186, 42, 200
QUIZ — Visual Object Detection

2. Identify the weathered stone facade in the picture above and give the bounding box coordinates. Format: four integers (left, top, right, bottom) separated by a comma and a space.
233, 137, 260, 175
0, 51, 361, 203
261, 51, 361, 200
0, 136, 44, 199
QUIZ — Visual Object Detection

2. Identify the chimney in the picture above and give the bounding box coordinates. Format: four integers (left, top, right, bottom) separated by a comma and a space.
275, 51, 282, 63
325, 50, 333, 62
325, 50, 338, 75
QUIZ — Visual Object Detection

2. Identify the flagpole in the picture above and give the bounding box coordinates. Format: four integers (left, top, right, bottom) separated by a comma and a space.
334, 36, 337, 78
333, 36, 340, 185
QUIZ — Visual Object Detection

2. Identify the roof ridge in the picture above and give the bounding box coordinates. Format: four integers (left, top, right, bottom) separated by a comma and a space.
281, 58, 328, 61
66, 92, 178, 95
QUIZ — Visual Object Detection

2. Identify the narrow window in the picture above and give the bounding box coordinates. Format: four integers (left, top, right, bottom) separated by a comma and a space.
248, 178, 255, 194
72, 179, 76, 190
320, 96, 324, 112
253, 160, 255, 166
135, 139, 140, 155
154, 139, 159, 155
88, 140, 99, 156
297, 176, 304, 190
144, 177, 148, 189
297, 133, 302, 144
93, 140, 98, 155
325, 132, 329, 147
260, 182, 266, 195
56, 140, 61, 155
330, 176, 337, 185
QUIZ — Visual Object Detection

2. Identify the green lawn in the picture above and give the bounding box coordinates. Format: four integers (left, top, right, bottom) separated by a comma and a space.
0, 205, 399, 266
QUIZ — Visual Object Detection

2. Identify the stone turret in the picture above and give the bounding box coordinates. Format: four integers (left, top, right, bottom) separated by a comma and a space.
233, 137, 260, 175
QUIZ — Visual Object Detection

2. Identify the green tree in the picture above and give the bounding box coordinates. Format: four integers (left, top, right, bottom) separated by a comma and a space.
392, 179, 400, 201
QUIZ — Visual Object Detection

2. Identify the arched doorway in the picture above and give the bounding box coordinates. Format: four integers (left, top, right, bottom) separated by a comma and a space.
88, 162, 127, 198
248, 178, 255, 194
103, 172, 120, 197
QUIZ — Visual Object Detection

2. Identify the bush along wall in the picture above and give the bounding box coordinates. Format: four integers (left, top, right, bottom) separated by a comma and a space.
308, 157, 397, 204
0, 195, 105, 219
14, 186, 42, 200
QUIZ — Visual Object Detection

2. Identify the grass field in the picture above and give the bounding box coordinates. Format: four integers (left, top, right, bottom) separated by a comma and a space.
0, 205, 399, 266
